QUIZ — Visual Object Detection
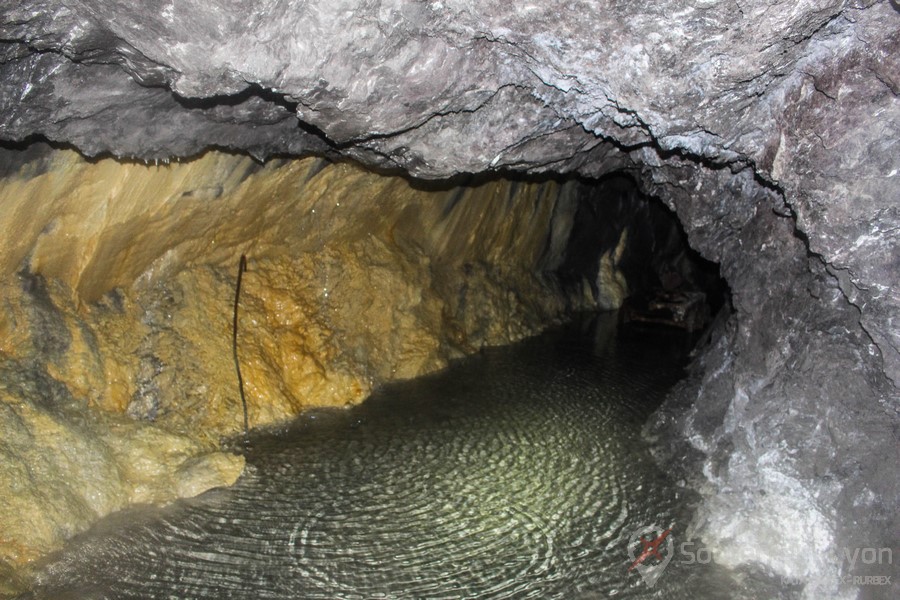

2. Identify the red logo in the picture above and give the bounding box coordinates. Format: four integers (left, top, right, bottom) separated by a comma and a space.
628, 526, 673, 571
626, 523, 675, 588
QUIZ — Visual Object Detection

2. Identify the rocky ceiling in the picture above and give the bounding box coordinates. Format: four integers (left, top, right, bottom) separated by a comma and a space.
1, 1, 898, 598
3, 1, 897, 382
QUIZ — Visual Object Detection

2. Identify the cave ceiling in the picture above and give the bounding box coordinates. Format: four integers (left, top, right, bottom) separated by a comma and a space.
1, 1, 898, 386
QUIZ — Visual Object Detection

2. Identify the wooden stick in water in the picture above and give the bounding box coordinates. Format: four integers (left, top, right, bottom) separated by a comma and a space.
232, 254, 250, 449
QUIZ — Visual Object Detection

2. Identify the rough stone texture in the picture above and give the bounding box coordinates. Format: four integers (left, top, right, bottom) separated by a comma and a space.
0, 1, 898, 598
0, 251, 246, 577
0, 147, 609, 578
0, 323, 246, 566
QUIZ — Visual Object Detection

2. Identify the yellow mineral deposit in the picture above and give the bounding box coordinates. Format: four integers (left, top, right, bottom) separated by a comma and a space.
0, 148, 597, 581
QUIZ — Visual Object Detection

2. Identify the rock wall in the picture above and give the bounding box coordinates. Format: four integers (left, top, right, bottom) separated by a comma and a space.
640, 162, 897, 598
1, 1, 898, 598
0, 145, 600, 585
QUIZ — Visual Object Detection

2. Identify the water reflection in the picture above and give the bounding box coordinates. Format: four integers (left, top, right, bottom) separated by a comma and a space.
23, 314, 782, 599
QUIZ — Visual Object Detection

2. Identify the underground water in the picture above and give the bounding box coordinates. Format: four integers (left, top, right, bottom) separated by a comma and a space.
3, 4, 899, 598
20, 314, 795, 600
0, 146, 765, 598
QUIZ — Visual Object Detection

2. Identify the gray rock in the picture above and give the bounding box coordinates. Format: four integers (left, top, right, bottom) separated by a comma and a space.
1, 1, 897, 597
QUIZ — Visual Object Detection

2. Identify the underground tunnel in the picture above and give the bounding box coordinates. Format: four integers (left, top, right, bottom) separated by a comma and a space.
1, 2, 898, 600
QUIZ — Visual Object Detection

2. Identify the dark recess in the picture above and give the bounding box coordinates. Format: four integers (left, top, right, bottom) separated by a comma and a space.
556, 174, 729, 327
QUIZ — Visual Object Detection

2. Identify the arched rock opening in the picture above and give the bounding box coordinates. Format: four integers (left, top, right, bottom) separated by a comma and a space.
554, 174, 728, 321
1, 2, 898, 599
0, 144, 729, 578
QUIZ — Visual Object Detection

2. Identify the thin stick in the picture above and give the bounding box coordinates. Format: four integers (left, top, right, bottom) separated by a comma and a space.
232, 254, 250, 448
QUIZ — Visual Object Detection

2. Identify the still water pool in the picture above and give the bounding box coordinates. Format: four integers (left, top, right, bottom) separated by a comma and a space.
23, 315, 785, 599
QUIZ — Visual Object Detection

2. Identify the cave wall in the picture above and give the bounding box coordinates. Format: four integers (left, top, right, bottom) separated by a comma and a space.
2, 0, 895, 387
0, 145, 600, 579
640, 160, 897, 597
1, 1, 898, 598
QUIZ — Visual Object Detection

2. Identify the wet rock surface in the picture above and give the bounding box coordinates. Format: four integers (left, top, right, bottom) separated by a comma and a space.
0, 147, 609, 579
1, 1, 898, 598
22, 317, 786, 600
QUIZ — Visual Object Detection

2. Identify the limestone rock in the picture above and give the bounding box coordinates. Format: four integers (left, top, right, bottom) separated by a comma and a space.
0, 1, 898, 597
0, 362, 244, 568
0, 147, 596, 573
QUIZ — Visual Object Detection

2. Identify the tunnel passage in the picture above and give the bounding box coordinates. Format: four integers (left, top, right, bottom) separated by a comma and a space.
0, 138, 893, 600
23, 313, 779, 600
1, 2, 898, 598
554, 174, 728, 330
0, 144, 727, 583
0, 143, 756, 600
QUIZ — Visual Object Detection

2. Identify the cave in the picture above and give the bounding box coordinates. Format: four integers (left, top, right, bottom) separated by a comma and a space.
1, 2, 898, 599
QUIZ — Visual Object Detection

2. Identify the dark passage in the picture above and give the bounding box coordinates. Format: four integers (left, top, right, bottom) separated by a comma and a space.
556, 175, 728, 330
23, 316, 777, 600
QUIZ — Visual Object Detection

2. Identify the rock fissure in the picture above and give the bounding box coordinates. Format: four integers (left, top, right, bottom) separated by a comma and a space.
340, 82, 531, 150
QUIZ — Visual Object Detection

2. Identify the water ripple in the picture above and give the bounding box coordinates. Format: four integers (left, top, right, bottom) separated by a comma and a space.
23, 316, 782, 600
